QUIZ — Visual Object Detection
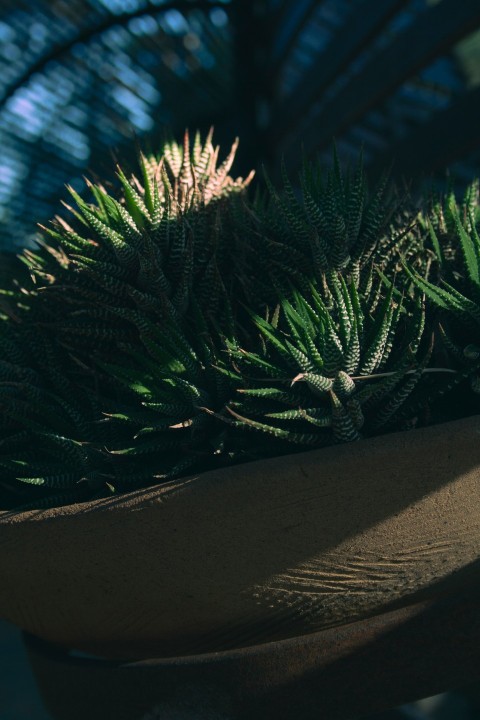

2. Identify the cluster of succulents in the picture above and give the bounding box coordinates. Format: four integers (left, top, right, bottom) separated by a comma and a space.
0, 130, 479, 511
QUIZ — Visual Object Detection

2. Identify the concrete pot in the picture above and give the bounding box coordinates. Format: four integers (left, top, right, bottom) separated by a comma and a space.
1, 415, 480, 660
22, 591, 480, 720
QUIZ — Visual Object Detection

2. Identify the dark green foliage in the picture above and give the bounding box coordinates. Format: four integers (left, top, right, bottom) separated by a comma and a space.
15, 130, 254, 368
224, 274, 429, 446
406, 180, 480, 396
238, 151, 414, 306
0, 132, 478, 511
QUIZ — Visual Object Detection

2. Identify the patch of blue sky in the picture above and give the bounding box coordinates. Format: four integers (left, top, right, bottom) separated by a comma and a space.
128, 14, 159, 36
110, 84, 155, 130
161, 9, 190, 35
2, 9, 32, 38
0, 40, 21, 61
100, 25, 132, 50
3, 66, 80, 144
29, 21, 48, 41
44, 124, 91, 163
5, 94, 46, 139
0, 163, 21, 190
54, 79, 77, 102
62, 105, 89, 128
0, 156, 27, 205
130, 112, 154, 131
209, 8, 229, 27
0, 20, 15, 42
43, 72, 77, 103
94, 0, 146, 16
114, 64, 160, 104
136, 80, 161, 105
28, 21, 49, 53
114, 61, 140, 83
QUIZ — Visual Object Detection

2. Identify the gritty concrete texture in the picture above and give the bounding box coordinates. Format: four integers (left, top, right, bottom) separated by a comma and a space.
1, 416, 480, 660
22, 595, 480, 720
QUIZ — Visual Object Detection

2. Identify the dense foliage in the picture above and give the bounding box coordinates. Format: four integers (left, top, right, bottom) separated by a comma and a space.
0, 131, 479, 511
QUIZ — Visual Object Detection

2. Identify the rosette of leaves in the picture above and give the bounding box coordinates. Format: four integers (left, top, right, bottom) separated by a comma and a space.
0, 296, 245, 510
406, 179, 480, 398
13, 130, 254, 371
0, 130, 255, 511
240, 151, 422, 305
220, 271, 432, 447
93, 300, 247, 484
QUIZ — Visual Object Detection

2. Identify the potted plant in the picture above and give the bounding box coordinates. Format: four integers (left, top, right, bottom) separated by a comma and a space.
1, 131, 480, 716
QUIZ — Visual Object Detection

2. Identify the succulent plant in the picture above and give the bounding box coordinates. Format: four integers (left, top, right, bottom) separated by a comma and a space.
11, 130, 253, 368
0, 131, 476, 511
237, 151, 420, 305
220, 270, 430, 444
406, 179, 480, 395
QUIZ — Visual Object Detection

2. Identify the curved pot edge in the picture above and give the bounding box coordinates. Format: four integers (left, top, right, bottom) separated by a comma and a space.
1, 414, 480, 659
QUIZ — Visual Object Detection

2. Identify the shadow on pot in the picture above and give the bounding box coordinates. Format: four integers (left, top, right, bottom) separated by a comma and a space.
2, 417, 480, 659
23, 579, 480, 720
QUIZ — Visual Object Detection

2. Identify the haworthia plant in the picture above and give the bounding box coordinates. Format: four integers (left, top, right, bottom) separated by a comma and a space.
406, 180, 480, 395
13, 130, 253, 365
222, 273, 430, 446
0, 131, 477, 511
238, 151, 421, 305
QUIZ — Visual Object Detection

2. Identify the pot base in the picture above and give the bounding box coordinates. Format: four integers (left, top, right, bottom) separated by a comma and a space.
26, 591, 480, 720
